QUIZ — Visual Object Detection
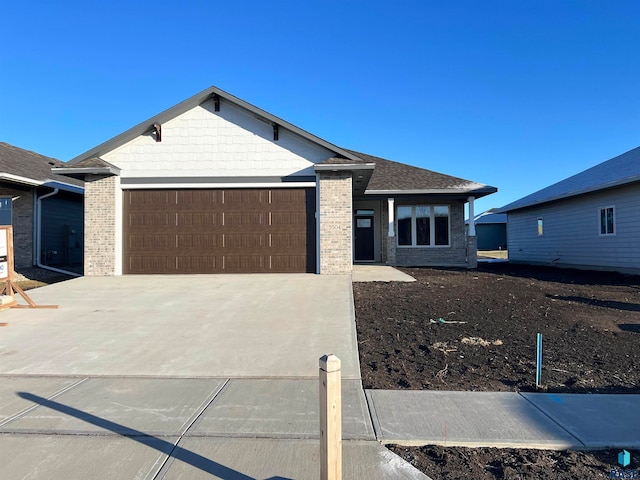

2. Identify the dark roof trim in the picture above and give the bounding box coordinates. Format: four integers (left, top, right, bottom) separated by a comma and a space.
0, 173, 84, 194
314, 163, 375, 172
68, 86, 363, 165
52, 166, 121, 180
365, 186, 497, 197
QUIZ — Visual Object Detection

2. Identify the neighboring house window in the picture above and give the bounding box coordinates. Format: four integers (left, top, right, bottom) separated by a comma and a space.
397, 205, 449, 246
0, 198, 11, 225
599, 206, 615, 235
537, 218, 543, 236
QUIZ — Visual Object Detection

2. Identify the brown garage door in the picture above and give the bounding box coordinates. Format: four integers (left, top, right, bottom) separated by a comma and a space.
123, 188, 316, 274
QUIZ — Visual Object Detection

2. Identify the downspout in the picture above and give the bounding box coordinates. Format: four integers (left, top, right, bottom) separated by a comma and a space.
36, 188, 82, 277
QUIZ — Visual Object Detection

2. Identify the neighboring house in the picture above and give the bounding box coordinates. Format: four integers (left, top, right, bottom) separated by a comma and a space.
55, 86, 496, 276
0, 142, 84, 273
497, 146, 640, 275
467, 209, 507, 250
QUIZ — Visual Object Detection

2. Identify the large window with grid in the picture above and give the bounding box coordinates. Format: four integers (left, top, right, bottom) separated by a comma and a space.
397, 205, 449, 247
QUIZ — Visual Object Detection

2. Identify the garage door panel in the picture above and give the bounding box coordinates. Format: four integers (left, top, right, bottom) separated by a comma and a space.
270, 189, 305, 205
177, 190, 223, 206
270, 233, 306, 248
223, 190, 267, 206
271, 212, 306, 227
270, 255, 307, 272
177, 234, 220, 249
128, 256, 175, 273
224, 234, 265, 248
223, 255, 266, 272
177, 256, 219, 272
177, 212, 221, 227
127, 190, 174, 205
224, 212, 266, 226
123, 188, 315, 274
128, 213, 172, 227
128, 234, 173, 250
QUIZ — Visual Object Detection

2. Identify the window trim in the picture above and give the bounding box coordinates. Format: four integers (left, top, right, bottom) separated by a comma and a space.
396, 204, 450, 248
537, 217, 543, 236
598, 205, 616, 236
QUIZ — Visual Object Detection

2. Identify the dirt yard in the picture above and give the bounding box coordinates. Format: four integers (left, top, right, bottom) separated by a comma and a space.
353, 262, 640, 479
354, 263, 640, 393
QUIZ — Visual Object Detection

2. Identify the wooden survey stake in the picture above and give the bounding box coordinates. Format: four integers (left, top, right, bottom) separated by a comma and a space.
0, 226, 58, 311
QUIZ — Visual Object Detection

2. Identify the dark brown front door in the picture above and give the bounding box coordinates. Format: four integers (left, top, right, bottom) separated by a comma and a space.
123, 188, 315, 274
355, 215, 375, 261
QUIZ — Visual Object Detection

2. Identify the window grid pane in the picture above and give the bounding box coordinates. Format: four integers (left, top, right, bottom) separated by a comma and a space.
434, 206, 449, 245
397, 206, 412, 245
416, 206, 430, 245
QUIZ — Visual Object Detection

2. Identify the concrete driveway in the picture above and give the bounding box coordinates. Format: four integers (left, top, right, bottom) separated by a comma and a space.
0, 273, 433, 479
0, 274, 360, 379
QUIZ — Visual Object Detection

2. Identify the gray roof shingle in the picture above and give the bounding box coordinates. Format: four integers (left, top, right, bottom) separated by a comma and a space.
345, 149, 496, 196
498, 146, 640, 213
0, 142, 83, 189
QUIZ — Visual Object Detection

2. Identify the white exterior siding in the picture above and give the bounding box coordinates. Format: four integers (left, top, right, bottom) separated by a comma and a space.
507, 183, 640, 273
103, 98, 334, 178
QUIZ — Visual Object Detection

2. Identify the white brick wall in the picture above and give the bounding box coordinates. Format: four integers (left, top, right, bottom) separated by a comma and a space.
84, 174, 117, 276
319, 172, 352, 274
103, 99, 335, 178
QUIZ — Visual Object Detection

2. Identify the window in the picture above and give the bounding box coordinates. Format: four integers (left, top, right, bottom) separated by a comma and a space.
397, 205, 449, 246
599, 206, 615, 235
537, 218, 543, 236
0, 198, 11, 226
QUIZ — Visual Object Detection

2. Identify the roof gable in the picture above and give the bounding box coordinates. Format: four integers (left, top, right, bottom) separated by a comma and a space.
68, 86, 362, 166
0, 142, 83, 191
498, 146, 640, 213
100, 99, 336, 179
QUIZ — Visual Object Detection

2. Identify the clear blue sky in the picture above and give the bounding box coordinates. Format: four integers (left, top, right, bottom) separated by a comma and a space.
1, 0, 638, 214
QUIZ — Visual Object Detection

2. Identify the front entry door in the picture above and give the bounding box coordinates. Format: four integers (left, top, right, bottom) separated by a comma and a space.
355, 215, 375, 261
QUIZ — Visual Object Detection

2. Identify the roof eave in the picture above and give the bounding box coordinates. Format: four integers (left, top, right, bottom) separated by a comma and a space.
52, 166, 122, 180
497, 176, 640, 213
314, 163, 375, 172
365, 186, 497, 198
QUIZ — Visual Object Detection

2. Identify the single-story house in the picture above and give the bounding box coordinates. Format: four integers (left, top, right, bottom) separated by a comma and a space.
496, 146, 640, 275
55, 86, 496, 275
0, 142, 84, 273
467, 209, 507, 250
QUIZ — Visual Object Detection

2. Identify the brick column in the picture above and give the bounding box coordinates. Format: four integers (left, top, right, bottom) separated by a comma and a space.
318, 172, 352, 275
84, 174, 117, 276
467, 235, 478, 268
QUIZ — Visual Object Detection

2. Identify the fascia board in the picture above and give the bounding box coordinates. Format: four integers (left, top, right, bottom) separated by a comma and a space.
496, 176, 640, 213
314, 163, 376, 172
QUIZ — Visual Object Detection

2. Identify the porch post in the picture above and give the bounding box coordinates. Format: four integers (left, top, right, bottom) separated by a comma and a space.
467, 196, 476, 237
386, 198, 396, 265
388, 198, 395, 237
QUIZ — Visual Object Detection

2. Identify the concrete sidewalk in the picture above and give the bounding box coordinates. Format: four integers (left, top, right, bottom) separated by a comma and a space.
366, 389, 640, 450
0, 376, 430, 479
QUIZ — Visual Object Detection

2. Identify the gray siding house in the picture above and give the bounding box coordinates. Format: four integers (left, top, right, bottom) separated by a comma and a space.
497, 146, 640, 275
467, 209, 507, 250
0, 142, 84, 273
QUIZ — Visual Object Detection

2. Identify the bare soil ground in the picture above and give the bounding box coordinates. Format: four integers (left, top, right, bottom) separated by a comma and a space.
387, 445, 634, 480
354, 263, 640, 393
353, 262, 640, 479
13, 267, 74, 291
